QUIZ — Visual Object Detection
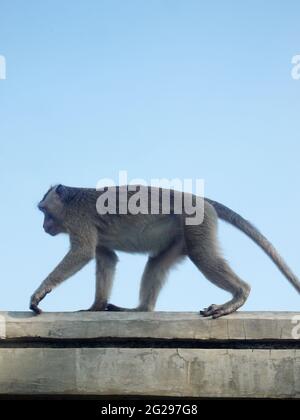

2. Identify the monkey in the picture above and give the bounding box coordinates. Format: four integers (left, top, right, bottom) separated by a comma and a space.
30, 184, 300, 318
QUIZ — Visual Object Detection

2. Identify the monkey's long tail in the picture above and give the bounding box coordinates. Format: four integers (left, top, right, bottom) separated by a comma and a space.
206, 198, 300, 294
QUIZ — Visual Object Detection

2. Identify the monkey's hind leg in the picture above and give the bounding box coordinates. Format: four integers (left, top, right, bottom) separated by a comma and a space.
185, 217, 251, 319
107, 240, 185, 312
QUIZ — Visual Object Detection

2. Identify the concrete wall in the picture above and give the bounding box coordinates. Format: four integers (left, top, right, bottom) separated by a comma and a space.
0, 311, 299, 398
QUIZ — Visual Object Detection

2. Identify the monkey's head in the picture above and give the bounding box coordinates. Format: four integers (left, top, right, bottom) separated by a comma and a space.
38, 185, 70, 236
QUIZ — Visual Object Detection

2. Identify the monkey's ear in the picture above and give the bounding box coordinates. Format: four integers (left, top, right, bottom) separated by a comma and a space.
56, 184, 70, 202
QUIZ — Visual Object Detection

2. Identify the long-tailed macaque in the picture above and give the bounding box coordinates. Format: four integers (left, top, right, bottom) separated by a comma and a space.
30, 184, 300, 318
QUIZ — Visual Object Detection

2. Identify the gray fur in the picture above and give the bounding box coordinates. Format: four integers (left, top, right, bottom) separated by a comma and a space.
206, 199, 300, 293
30, 184, 300, 318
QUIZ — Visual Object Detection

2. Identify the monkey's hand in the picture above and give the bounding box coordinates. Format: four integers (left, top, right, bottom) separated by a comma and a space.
29, 286, 52, 315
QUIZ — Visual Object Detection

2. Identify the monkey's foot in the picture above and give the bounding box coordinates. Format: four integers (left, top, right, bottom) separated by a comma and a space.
78, 303, 107, 312
106, 303, 138, 312
200, 303, 237, 319
78, 308, 106, 312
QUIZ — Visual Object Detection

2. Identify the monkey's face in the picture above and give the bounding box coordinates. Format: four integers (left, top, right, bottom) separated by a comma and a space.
38, 185, 67, 236
41, 212, 63, 236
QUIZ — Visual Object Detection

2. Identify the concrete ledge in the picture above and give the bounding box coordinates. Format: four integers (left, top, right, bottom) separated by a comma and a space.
0, 311, 299, 398
0, 311, 299, 340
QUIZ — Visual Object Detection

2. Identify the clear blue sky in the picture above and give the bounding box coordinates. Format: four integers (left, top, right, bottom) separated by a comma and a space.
0, 0, 299, 313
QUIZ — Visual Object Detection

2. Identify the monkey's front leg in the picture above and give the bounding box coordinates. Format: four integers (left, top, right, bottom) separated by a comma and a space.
107, 242, 184, 312
83, 247, 118, 311
30, 246, 94, 314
